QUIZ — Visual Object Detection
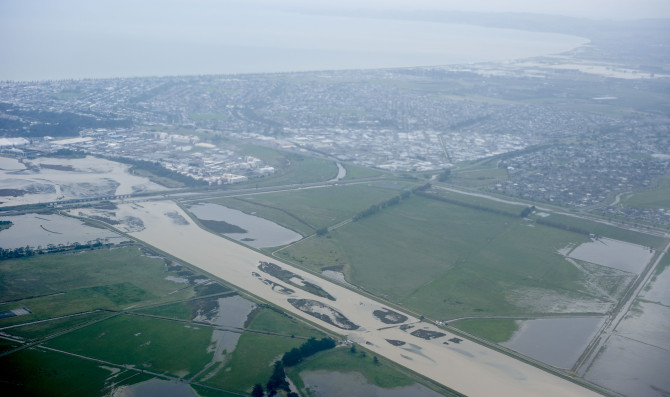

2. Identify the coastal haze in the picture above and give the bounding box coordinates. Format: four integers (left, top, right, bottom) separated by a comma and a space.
1, 1, 670, 397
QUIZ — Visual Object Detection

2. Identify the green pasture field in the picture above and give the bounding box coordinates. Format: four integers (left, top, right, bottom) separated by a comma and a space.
536, 212, 667, 249
0, 246, 201, 326
45, 314, 214, 378
289, 347, 413, 389
198, 332, 303, 393
623, 172, 670, 210
450, 318, 519, 343
342, 163, 387, 179
246, 307, 326, 339
3, 311, 113, 342
136, 298, 207, 321
282, 194, 618, 319
236, 144, 339, 186
0, 337, 20, 353
0, 347, 115, 397
428, 186, 527, 215
196, 306, 325, 392
208, 183, 408, 236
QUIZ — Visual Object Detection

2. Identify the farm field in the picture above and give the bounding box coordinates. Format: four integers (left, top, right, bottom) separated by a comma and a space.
280, 192, 652, 320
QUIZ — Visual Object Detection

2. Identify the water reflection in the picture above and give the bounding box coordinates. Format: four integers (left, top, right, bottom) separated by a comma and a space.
0, 213, 125, 249
188, 203, 301, 248
111, 378, 196, 397
501, 316, 604, 369
301, 371, 445, 397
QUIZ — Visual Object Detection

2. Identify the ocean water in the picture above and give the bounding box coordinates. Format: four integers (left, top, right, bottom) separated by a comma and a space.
1, 5, 586, 80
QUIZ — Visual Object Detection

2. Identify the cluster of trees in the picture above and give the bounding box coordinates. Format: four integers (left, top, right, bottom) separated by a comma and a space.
0, 240, 113, 260
413, 183, 431, 192
437, 168, 451, 182
352, 190, 411, 222
520, 205, 536, 218
535, 218, 590, 236
281, 337, 336, 366
252, 361, 299, 397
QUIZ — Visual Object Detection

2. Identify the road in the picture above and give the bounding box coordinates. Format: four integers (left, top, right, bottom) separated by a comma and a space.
573, 238, 670, 376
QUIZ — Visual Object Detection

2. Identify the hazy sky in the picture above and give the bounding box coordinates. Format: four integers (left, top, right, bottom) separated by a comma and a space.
1, 0, 667, 81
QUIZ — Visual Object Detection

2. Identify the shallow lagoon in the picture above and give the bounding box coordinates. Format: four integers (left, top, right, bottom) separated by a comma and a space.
188, 203, 302, 249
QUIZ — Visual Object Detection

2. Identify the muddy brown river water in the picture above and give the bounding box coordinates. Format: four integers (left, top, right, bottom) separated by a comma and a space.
110, 200, 599, 396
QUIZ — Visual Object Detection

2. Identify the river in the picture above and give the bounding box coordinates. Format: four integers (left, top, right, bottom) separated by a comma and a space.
107, 199, 599, 397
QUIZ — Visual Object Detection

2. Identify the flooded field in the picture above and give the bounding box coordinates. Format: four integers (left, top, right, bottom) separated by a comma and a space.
568, 237, 654, 273
584, 334, 670, 397
300, 370, 445, 397
187, 203, 302, 248
111, 378, 197, 397
0, 213, 125, 249
640, 264, 670, 306
584, 244, 670, 397
205, 295, 257, 368
501, 316, 605, 369
0, 156, 164, 207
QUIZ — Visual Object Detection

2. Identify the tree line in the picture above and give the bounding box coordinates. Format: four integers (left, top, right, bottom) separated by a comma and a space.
352, 190, 411, 222
0, 240, 122, 260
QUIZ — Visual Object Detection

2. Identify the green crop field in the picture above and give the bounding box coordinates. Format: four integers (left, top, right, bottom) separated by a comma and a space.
0, 348, 117, 397
451, 318, 519, 343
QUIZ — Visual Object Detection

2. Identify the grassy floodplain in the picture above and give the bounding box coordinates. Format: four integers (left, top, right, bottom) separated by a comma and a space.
208, 182, 410, 237
235, 143, 339, 187
45, 314, 215, 378
0, 243, 446, 396
0, 246, 204, 326
280, 191, 652, 320
623, 171, 670, 209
